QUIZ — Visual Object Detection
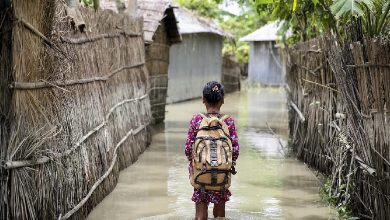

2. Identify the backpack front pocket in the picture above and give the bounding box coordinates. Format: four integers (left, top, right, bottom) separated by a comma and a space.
194, 169, 230, 190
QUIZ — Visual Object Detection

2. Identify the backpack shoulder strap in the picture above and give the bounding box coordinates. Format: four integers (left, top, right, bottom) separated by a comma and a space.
219, 114, 231, 137
198, 113, 208, 118
220, 114, 230, 121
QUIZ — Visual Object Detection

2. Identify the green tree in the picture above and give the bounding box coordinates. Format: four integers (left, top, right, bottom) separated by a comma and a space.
254, 0, 337, 43
175, 0, 270, 64
175, 0, 223, 19
80, 0, 100, 10
254, 0, 389, 42
331, 0, 390, 37
221, 1, 269, 63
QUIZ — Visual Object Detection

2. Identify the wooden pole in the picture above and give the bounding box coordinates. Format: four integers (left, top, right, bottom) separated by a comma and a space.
290, 101, 305, 122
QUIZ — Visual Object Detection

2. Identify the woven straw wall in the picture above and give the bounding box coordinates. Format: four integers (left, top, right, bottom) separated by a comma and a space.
0, 1, 151, 219
146, 21, 170, 124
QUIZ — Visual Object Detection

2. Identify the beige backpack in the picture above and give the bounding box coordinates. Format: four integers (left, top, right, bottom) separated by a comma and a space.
190, 113, 233, 192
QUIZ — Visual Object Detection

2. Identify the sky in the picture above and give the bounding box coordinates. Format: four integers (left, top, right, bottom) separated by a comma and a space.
219, 0, 243, 16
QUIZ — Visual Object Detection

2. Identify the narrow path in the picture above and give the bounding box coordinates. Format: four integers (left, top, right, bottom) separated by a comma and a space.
87, 88, 336, 219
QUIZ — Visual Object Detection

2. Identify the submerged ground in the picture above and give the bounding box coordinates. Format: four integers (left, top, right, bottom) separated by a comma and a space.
87, 88, 336, 219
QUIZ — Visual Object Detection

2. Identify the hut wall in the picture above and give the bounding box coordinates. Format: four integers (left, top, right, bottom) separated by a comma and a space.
0, 4, 13, 220
146, 21, 170, 124
248, 41, 284, 86
286, 37, 390, 219
0, 1, 151, 219
222, 54, 240, 93
167, 33, 223, 103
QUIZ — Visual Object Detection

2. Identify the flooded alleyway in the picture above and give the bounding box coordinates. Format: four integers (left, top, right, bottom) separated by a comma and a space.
87, 88, 336, 220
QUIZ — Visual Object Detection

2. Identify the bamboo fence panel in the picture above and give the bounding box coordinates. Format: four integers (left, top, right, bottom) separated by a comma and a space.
286, 38, 339, 174
286, 37, 390, 219
0, 1, 152, 219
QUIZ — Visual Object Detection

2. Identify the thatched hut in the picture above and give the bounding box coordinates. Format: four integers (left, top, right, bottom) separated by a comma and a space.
0, 1, 150, 219
240, 21, 285, 86
167, 8, 229, 103
138, 0, 181, 124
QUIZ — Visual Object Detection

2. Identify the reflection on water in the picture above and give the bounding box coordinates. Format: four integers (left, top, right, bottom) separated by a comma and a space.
87, 88, 336, 220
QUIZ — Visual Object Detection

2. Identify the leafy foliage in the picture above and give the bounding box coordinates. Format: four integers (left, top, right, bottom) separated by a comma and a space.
319, 178, 355, 219
330, 0, 373, 18
81, 0, 100, 10
221, 2, 270, 63
255, 0, 337, 43
330, 0, 390, 37
255, 0, 390, 42
175, 0, 223, 19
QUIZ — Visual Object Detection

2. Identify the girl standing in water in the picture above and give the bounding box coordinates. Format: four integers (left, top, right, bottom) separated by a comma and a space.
184, 81, 240, 220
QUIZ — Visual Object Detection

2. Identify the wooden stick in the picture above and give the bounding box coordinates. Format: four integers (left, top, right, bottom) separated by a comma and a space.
302, 148, 332, 160
60, 31, 142, 44
4, 94, 149, 169
266, 122, 285, 156
332, 122, 377, 176
149, 74, 168, 79
146, 58, 169, 63
151, 102, 166, 107
60, 124, 147, 220
9, 63, 145, 90
4, 156, 50, 169
355, 155, 376, 175
19, 18, 53, 48
4, 124, 147, 170
346, 63, 390, 68
39, 79, 71, 93
302, 78, 340, 93
295, 64, 320, 76
304, 49, 322, 53
313, 64, 324, 72
149, 86, 168, 91
19, 18, 66, 56
289, 101, 305, 122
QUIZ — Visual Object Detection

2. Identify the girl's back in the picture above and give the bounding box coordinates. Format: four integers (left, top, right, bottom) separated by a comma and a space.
184, 81, 239, 220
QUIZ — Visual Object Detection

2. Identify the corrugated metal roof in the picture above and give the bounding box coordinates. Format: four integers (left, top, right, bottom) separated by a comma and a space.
138, 0, 181, 44
240, 21, 284, 42
175, 7, 231, 37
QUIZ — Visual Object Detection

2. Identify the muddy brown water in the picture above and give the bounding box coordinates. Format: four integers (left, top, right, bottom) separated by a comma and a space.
87, 88, 336, 220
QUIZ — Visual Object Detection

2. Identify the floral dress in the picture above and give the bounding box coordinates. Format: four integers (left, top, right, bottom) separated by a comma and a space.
184, 113, 240, 204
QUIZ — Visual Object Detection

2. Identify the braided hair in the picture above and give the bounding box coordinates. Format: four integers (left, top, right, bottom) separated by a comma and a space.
202, 81, 225, 105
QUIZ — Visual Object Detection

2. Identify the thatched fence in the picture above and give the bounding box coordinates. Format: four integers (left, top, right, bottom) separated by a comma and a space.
286, 37, 390, 219
145, 21, 170, 124
0, 1, 151, 219
222, 54, 240, 93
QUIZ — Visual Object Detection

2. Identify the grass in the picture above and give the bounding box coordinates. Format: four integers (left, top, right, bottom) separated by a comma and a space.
319, 178, 356, 220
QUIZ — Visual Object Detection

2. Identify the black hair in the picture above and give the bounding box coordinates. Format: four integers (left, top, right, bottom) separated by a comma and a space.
202, 81, 225, 105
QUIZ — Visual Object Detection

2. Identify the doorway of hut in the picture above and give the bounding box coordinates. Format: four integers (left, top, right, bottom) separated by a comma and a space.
87, 88, 336, 219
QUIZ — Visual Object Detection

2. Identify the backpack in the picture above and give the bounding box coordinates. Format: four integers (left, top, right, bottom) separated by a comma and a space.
190, 113, 233, 192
